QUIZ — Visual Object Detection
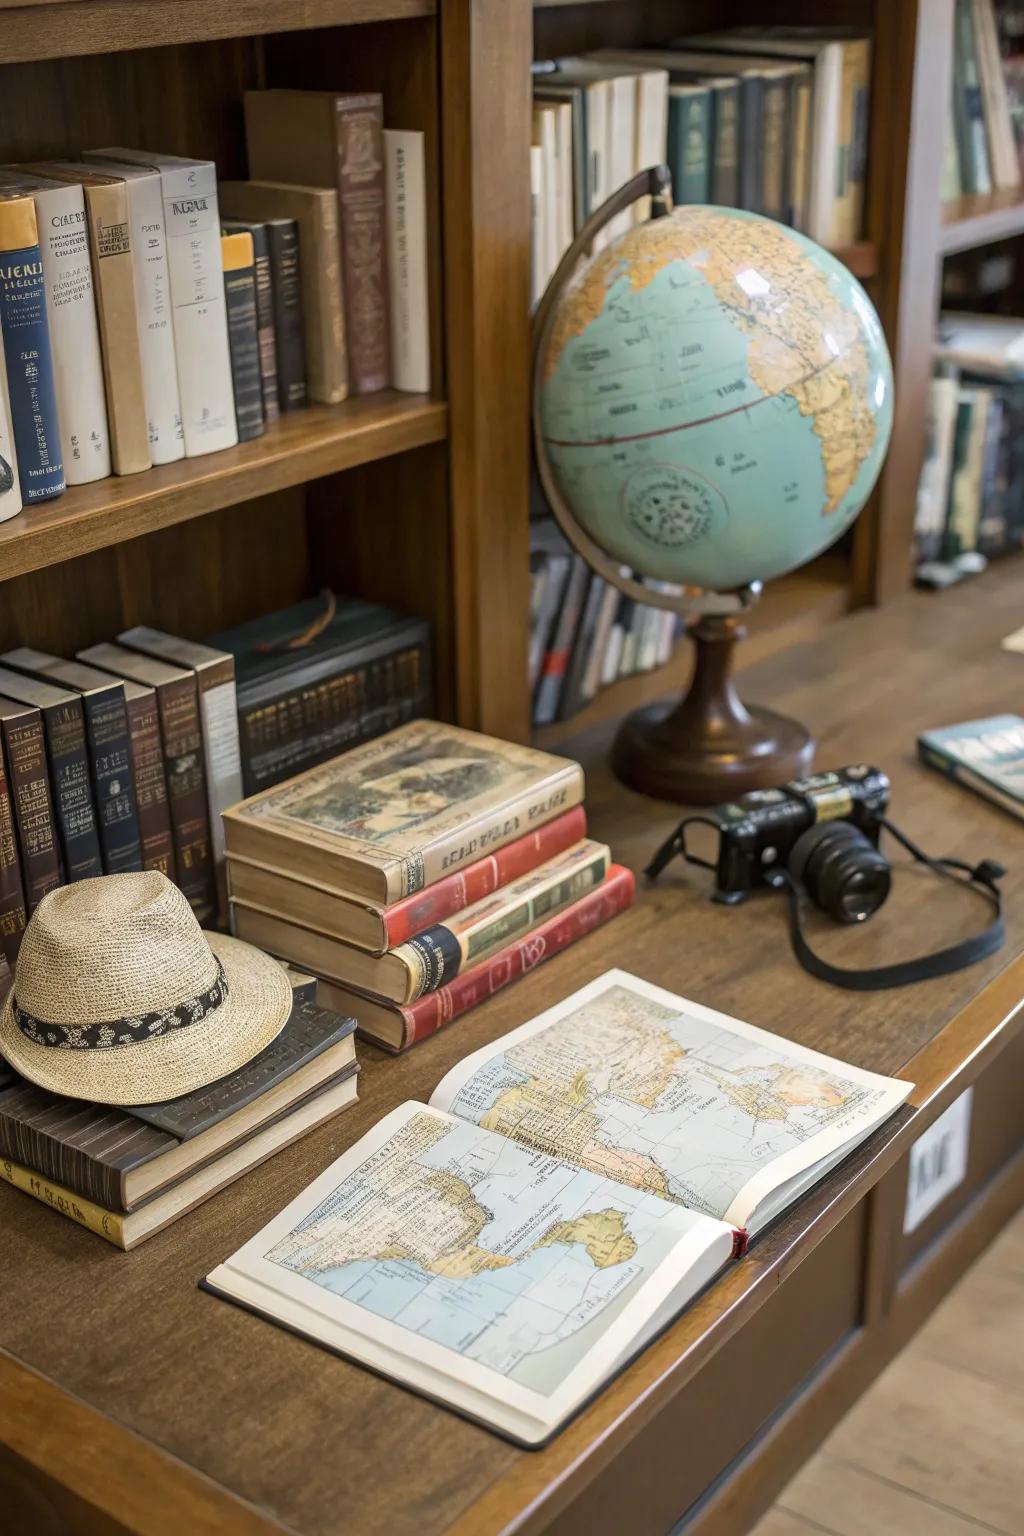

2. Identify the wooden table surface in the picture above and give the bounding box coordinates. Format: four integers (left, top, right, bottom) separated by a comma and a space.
3, 562, 1024, 1536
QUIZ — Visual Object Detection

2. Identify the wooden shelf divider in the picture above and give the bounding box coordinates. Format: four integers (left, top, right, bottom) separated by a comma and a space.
0, 393, 447, 583
941, 189, 1024, 254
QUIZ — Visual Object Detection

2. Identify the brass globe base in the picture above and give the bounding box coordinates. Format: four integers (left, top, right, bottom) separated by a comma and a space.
611, 615, 815, 805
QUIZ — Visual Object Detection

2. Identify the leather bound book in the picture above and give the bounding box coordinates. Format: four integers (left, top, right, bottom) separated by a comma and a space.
264, 218, 307, 411
77, 644, 215, 923
122, 677, 176, 879
222, 219, 278, 423
0, 751, 27, 966
0, 666, 102, 883
1, 649, 143, 876
0, 696, 62, 910
220, 231, 264, 441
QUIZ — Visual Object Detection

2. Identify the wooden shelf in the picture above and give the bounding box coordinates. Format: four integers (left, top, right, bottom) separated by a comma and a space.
941, 189, 1024, 254
533, 555, 851, 751
0, 393, 447, 583
0, 0, 435, 66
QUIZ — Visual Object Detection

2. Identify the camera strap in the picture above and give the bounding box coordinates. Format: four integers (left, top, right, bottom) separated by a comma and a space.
771, 817, 1006, 991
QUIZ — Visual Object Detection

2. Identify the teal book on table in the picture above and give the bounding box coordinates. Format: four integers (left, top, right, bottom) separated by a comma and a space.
918, 714, 1024, 821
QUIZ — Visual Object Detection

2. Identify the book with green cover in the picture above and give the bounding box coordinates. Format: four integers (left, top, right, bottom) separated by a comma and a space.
667, 85, 711, 204
918, 714, 1024, 821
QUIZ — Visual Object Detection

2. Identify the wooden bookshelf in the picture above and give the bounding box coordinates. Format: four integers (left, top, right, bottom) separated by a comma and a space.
941, 188, 1024, 254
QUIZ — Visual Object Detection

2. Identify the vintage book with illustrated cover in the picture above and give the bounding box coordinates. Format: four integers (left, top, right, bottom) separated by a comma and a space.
232, 839, 610, 1006
0, 749, 26, 966
0, 193, 64, 502
226, 803, 588, 953
319, 863, 635, 1052
220, 231, 264, 441
0, 696, 62, 909
222, 720, 585, 905
2, 649, 143, 877
206, 971, 911, 1442
0, 666, 102, 883
918, 713, 1024, 820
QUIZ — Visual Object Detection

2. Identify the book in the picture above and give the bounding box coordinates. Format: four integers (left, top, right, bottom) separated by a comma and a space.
558, 573, 606, 721
914, 374, 961, 562
667, 85, 712, 204
0, 696, 62, 910
226, 804, 588, 954
1, 648, 144, 876
918, 714, 1024, 821
220, 180, 347, 406
533, 553, 588, 726
262, 218, 307, 412
532, 81, 587, 232
116, 627, 243, 926
0, 1000, 357, 1210
0, 170, 111, 485
205, 592, 431, 796
383, 131, 430, 393
232, 839, 610, 1006
222, 719, 585, 905
947, 385, 988, 555
0, 324, 20, 523
0, 748, 26, 967
1, 1072, 359, 1250
954, 0, 994, 196
972, 0, 1021, 191
244, 90, 391, 395
220, 231, 264, 441
205, 969, 911, 1441
935, 310, 1024, 376
0, 666, 102, 883
84, 149, 237, 458
0, 194, 64, 503
534, 67, 610, 229
528, 523, 573, 693
220, 219, 278, 423
78, 157, 185, 464
77, 643, 215, 923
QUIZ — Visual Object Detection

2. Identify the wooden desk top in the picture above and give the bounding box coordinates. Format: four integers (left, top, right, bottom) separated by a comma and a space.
3, 564, 1024, 1536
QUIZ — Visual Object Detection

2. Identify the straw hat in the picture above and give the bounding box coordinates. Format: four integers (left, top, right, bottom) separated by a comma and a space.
0, 872, 292, 1105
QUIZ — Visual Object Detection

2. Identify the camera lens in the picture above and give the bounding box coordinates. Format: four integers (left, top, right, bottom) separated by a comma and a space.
789, 822, 891, 925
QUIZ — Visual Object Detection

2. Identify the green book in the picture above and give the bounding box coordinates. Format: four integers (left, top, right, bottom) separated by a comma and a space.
918, 715, 1024, 822
668, 85, 711, 204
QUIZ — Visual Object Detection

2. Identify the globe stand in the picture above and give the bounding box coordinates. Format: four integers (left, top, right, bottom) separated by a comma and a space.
611, 612, 814, 804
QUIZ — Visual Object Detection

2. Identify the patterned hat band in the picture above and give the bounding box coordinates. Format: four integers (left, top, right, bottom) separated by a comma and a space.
12, 960, 230, 1052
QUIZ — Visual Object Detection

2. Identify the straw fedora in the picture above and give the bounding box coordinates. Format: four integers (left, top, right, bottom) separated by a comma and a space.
0, 872, 293, 1105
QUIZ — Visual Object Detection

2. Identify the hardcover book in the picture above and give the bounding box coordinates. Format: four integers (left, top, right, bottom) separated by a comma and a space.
918, 714, 1024, 821
262, 217, 307, 411
382, 132, 430, 393
224, 220, 278, 423
221, 719, 585, 904
0, 749, 26, 966
0, 324, 20, 523
232, 838, 610, 1006
206, 970, 911, 1442
220, 231, 264, 441
0, 695, 62, 909
0, 194, 64, 502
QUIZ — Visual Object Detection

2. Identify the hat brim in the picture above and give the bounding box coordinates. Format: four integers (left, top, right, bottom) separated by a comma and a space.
0, 933, 293, 1106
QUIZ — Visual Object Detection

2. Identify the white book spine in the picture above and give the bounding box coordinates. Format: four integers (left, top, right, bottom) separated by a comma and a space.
808, 48, 842, 245
383, 130, 431, 394
0, 326, 21, 522
31, 182, 111, 485
124, 173, 185, 464
158, 165, 237, 457
197, 673, 244, 925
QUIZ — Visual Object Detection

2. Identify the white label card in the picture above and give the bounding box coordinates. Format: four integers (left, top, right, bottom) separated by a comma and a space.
903, 1087, 974, 1235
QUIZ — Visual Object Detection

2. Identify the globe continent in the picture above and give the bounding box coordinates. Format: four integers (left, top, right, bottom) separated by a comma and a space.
538, 206, 894, 592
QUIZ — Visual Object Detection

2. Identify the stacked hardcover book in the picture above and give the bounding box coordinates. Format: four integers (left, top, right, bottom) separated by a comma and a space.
225, 720, 635, 1052
0, 969, 360, 1250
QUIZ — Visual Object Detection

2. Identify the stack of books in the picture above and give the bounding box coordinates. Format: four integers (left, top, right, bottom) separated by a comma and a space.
224, 720, 635, 1052
0, 94, 430, 519
945, 0, 1023, 202
0, 971, 360, 1249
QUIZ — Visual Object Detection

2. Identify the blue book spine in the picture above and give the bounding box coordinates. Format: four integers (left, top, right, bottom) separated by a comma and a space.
0, 208, 64, 503
81, 685, 144, 875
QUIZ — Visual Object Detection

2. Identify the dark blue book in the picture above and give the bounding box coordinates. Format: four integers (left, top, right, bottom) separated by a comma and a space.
0, 195, 64, 503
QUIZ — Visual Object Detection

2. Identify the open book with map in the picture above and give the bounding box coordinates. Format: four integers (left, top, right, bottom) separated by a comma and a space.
204, 972, 912, 1444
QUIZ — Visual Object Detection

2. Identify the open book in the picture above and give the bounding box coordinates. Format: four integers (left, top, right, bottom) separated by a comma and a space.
205, 971, 912, 1444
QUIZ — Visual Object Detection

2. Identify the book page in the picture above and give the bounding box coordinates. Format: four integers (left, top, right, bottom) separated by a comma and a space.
206, 1100, 732, 1442
430, 971, 913, 1231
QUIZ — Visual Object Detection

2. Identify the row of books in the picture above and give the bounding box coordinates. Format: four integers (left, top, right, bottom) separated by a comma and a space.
0, 591, 431, 964
915, 313, 1024, 579
530, 25, 871, 302
945, 0, 1023, 199
530, 520, 682, 727
0, 91, 429, 519
223, 719, 635, 1053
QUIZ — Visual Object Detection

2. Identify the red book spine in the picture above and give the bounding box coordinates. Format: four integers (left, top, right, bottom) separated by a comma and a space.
393, 864, 635, 1051
382, 805, 588, 948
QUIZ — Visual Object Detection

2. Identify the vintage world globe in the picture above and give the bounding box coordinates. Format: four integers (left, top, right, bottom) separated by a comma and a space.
536, 205, 894, 593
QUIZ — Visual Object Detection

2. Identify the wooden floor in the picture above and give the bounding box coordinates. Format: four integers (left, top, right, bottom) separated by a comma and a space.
751, 1210, 1024, 1536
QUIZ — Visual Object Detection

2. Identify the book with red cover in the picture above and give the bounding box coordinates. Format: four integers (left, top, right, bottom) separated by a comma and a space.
317, 863, 635, 1051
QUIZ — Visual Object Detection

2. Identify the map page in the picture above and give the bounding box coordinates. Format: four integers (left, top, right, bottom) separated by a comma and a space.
431, 970, 913, 1231
205, 1100, 733, 1443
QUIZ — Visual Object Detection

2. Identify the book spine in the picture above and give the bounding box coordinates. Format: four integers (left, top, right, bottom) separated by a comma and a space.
0, 325, 20, 523
30, 182, 111, 485
710, 86, 740, 207
393, 865, 635, 1051
2, 712, 63, 909
954, 0, 993, 196
196, 662, 244, 928
668, 94, 710, 205
558, 574, 604, 722
39, 697, 103, 881
155, 677, 215, 922
918, 741, 1024, 821
383, 804, 587, 948
790, 77, 813, 231
0, 1112, 123, 1209
335, 95, 391, 394
0, 1155, 126, 1248
250, 225, 279, 424
81, 687, 143, 875
125, 172, 184, 464
534, 555, 587, 726
0, 203, 65, 503
737, 78, 762, 212
760, 79, 788, 223
0, 752, 27, 966
125, 692, 176, 879
384, 129, 430, 393
222, 239, 264, 442
265, 220, 307, 412
307, 192, 348, 405
81, 180, 151, 475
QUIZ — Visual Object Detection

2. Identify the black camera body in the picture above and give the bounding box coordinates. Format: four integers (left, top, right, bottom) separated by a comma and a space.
702, 766, 891, 903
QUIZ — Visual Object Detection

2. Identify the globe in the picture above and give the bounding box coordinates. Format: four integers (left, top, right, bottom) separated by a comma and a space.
536, 205, 894, 593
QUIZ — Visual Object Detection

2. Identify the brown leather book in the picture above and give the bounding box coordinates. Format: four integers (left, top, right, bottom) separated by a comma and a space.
121, 678, 176, 880
0, 696, 62, 912
0, 750, 27, 966
244, 89, 390, 394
